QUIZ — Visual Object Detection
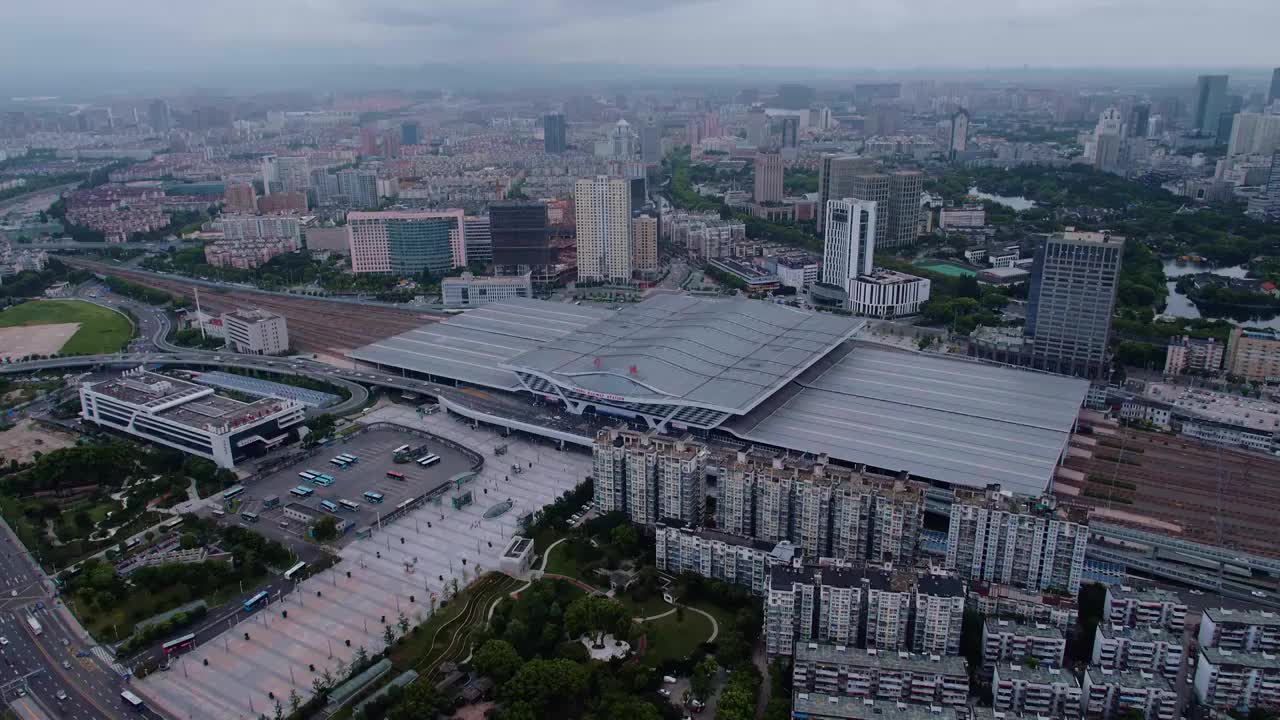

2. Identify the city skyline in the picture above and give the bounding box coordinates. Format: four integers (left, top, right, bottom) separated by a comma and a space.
3, 1, 1280, 95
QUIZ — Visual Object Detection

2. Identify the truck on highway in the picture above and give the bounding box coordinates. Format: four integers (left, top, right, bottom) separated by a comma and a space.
26, 616, 41, 635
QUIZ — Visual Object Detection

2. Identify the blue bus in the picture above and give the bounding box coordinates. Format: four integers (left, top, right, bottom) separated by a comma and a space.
222, 485, 246, 501
313, 475, 334, 487
290, 486, 314, 498
298, 471, 318, 482
319, 500, 340, 513
329, 458, 349, 468
243, 591, 268, 612
363, 491, 384, 504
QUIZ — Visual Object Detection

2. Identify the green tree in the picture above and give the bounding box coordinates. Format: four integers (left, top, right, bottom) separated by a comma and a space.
691, 655, 718, 700
502, 658, 588, 719
313, 516, 338, 542
179, 532, 199, 550
472, 639, 523, 684
564, 595, 628, 647
386, 681, 443, 720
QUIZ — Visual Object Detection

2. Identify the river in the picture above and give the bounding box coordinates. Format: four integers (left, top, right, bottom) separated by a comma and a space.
1160, 259, 1280, 329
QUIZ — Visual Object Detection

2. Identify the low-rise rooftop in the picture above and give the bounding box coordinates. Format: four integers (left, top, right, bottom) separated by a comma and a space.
795, 643, 967, 675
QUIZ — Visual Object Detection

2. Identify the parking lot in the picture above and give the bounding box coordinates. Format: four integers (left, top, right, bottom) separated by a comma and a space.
230, 427, 478, 545
139, 406, 592, 720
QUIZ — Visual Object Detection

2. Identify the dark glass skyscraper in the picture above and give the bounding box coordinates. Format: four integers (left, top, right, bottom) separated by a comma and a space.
491, 202, 551, 268
543, 113, 567, 154
1193, 74, 1229, 137
1026, 232, 1125, 379
401, 121, 419, 146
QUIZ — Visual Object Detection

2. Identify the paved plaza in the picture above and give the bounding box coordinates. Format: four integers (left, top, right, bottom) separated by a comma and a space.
139, 405, 591, 720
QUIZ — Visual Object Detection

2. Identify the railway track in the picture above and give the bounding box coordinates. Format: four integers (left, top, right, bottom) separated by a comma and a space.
65, 260, 433, 354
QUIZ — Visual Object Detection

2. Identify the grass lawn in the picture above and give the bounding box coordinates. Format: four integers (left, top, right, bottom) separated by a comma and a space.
542, 539, 583, 579
617, 593, 672, 619
0, 299, 132, 355
640, 608, 713, 664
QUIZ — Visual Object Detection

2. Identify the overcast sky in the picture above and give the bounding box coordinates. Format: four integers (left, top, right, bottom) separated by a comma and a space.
3, 0, 1278, 85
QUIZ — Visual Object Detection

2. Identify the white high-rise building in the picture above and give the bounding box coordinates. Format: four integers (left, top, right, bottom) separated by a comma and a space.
1228, 113, 1280, 157
611, 119, 635, 159
575, 176, 633, 283
821, 199, 877, 295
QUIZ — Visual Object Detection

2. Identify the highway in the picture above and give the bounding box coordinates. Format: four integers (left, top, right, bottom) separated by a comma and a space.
0, 518, 163, 720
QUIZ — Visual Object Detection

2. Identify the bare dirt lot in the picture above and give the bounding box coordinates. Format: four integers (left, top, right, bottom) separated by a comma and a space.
0, 418, 77, 465
0, 323, 80, 361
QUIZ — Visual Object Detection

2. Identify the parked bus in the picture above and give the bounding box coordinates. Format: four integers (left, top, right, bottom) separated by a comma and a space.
298, 471, 318, 481
262, 495, 280, 509
319, 500, 340, 513
363, 491, 384, 504
160, 517, 183, 532
338, 499, 360, 512
338, 454, 357, 463
417, 454, 440, 467
290, 486, 314, 498
120, 690, 145, 711
329, 458, 349, 468
240, 511, 259, 523
393, 444, 411, 455
283, 562, 307, 581
162, 633, 196, 656
243, 591, 269, 612
313, 475, 334, 487
385, 471, 406, 481
222, 485, 246, 501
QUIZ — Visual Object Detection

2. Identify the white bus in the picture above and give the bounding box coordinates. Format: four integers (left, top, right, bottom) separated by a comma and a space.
338, 499, 360, 512
393, 444, 411, 455
298, 471, 318, 481
417, 454, 440, 467
337, 454, 358, 463
329, 458, 350, 468
121, 690, 145, 711
283, 562, 307, 581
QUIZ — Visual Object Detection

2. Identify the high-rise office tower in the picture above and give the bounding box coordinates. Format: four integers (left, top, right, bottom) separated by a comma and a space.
1271, 68, 1280, 106
817, 155, 873, 234
949, 109, 970, 160
754, 151, 784, 203
886, 171, 923, 248
346, 210, 467, 277
610, 119, 635, 159
822, 199, 878, 295
1025, 231, 1125, 379
574, 176, 632, 283
1193, 75, 1229, 136
781, 117, 799, 148
463, 215, 492, 266
632, 214, 658, 280
1228, 113, 1280, 157
1128, 105, 1150, 138
849, 172, 891, 247
746, 107, 768, 148
272, 156, 310, 195
147, 99, 171, 133
401, 121, 419, 146
359, 126, 379, 157
382, 129, 401, 159
543, 113, 567, 153
336, 169, 379, 209
490, 201, 550, 270
640, 122, 661, 164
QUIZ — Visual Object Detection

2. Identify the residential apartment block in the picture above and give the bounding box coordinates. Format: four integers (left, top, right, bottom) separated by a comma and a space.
968, 582, 1080, 634
1104, 586, 1187, 634
1194, 647, 1280, 713
945, 489, 1088, 594
912, 574, 965, 657
982, 619, 1067, 672
1092, 624, 1183, 679
1198, 607, 1280, 654
575, 175, 632, 284
654, 524, 798, 596
992, 663, 1081, 717
1083, 667, 1178, 720
792, 643, 968, 707
592, 427, 708, 526
1228, 327, 1280, 382
718, 450, 923, 567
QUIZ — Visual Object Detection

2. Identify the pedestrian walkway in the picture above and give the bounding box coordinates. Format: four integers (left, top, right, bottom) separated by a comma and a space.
90, 645, 127, 676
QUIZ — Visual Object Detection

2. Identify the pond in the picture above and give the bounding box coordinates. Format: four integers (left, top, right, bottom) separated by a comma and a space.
969, 187, 1037, 211
1160, 259, 1280, 329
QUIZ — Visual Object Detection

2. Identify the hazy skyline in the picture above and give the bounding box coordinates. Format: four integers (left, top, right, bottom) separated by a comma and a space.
3, 0, 1279, 85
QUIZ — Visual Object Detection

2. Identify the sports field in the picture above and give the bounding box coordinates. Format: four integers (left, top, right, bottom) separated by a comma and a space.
916, 262, 977, 277
0, 299, 133, 356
